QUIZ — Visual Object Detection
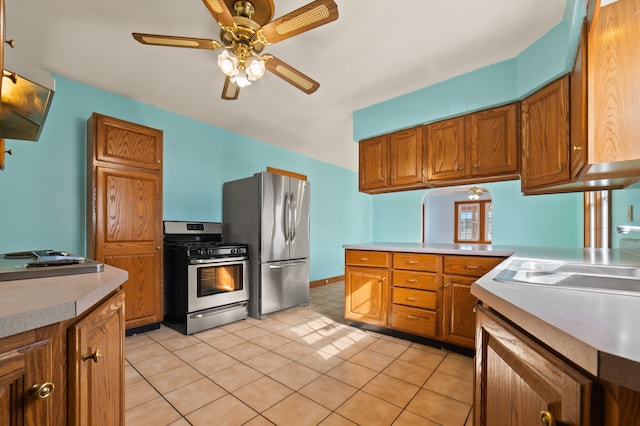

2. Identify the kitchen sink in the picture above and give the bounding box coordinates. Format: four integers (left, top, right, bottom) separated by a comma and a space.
494, 258, 640, 295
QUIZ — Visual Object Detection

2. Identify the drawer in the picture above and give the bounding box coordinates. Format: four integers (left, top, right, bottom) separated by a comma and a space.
393, 253, 439, 271
443, 255, 505, 277
391, 305, 437, 338
346, 250, 390, 267
392, 270, 437, 291
392, 287, 436, 310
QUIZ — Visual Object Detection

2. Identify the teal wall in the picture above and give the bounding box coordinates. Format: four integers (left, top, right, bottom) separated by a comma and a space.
355, 0, 591, 248
0, 76, 372, 280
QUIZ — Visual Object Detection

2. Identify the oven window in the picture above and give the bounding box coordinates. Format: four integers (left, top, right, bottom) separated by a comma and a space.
197, 264, 243, 297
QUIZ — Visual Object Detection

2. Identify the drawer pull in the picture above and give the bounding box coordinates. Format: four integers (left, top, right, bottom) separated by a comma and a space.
360, 257, 369, 261
406, 279, 419, 283
407, 315, 420, 320
30, 382, 55, 400
406, 297, 420, 302
540, 410, 569, 426
465, 265, 480, 269
83, 349, 103, 363
407, 261, 420, 264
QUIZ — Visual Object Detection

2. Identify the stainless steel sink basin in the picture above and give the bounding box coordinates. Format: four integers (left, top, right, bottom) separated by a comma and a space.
494, 258, 640, 295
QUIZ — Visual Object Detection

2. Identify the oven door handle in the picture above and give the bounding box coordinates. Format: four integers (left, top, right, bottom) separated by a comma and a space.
269, 260, 307, 269
190, 257, 248, 265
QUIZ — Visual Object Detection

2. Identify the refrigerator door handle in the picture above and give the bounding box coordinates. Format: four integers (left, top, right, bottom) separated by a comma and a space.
283, 193, 290, 242
291, 194, 297, 242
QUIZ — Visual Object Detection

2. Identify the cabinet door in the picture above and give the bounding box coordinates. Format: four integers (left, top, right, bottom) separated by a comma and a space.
470, 104, 519, 177
475, 306, 598, 426
345, 266, 389, 326
569, 23, 587, 178
389, 127, 425, 187
426, 116, 466, 181
88, 113, 163, 330
521, 77, 570, 189
359, 135, 388, 191
92, 113, 162, 171
441, 275, 476, 348
0, 336, 55, 426
95, 167, 163, 328
68, 290, 125, 426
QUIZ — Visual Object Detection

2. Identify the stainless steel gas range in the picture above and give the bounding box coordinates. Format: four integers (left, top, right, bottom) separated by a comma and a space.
162, 221, 249, 335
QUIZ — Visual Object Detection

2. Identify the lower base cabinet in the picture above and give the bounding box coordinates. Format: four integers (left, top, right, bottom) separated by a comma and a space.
475, 305, 599, 426
68, 290, 125, 425
344, 249, 506, 349
0, 288, 125, 426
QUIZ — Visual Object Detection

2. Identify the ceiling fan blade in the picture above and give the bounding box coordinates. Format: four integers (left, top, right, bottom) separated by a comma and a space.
132, 33, 222, 50
222, 77, 240, 100
201, 0, 236, 28
257, 0, 338, 45
263, 54, 319, 94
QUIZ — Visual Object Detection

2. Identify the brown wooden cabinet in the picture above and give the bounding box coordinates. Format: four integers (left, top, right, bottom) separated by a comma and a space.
358, 135, 388, 192
87, 113, 163, 330
469, 104, 520, 178
441, 255, 504, 349
344, 250, 390, 326
0, 288, 125, 426
359, 127, 426, 193
475, 305, 599, 426
426, 105, 519, 185
426, 116, 467, 181
345, 249, 507, 349
521, 77, 571, 191
390, 253, 439, 338
0, 327, 57, 426
68, 290, 125, 426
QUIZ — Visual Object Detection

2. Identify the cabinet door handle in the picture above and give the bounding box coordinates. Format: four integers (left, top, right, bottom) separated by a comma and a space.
83, 348, 103, 363
444, 282, 450, 287
540, 411, 569, 426
559, 164, 565, 171
380, 276, 386, 282
473, 163, 479, 169
456, 166, 464, 171
30, 382, 55, 400
572, 145, 583, 151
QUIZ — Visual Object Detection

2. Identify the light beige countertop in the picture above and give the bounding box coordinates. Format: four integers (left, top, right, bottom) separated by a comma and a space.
344, 243, 640, 391
0, 265, 128, 339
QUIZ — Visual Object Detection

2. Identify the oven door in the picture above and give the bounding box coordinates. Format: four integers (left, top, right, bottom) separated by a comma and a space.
187, 258, 249, 313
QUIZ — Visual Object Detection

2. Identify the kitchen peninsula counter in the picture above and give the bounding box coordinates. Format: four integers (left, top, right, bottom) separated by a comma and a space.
0, 264, 128, 338
344, 242, 640, 391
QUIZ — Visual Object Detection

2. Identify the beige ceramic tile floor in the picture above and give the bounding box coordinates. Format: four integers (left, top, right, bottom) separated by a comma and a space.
125, 282, 474, 425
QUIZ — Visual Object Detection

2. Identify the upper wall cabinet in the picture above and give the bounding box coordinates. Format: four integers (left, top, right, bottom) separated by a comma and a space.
359, 126, 426, 193
426, 104, 519, 185
520, 77, 571, 191
524, 1, 640, 195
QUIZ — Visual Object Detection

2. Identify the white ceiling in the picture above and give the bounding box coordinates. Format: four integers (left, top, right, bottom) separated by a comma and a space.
5, 0, 566, 171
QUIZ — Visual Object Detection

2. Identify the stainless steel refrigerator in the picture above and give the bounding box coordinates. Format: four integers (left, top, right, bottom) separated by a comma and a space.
222, 172, 310, 319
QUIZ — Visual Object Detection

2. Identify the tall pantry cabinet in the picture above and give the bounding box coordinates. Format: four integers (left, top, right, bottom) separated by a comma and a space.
86, 113, 163, 331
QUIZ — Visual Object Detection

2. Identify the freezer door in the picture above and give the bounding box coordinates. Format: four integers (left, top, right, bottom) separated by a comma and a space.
289, 178, 310, 260
260, 173, 288, 262
260, 259, 310, 316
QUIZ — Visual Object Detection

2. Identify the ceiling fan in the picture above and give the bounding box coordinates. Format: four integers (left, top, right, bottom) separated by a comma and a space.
452, 186, 486, 200
132, 0, 339, 100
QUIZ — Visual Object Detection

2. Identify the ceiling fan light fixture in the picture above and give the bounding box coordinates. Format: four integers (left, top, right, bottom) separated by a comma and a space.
245, 55, 265, 81
218, 50, 239, 77
230, 69, 252, 87
467, 186, 483, 200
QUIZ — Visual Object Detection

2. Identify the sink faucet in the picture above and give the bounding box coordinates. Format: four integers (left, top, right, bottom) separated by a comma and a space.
616, 225, 640, 234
